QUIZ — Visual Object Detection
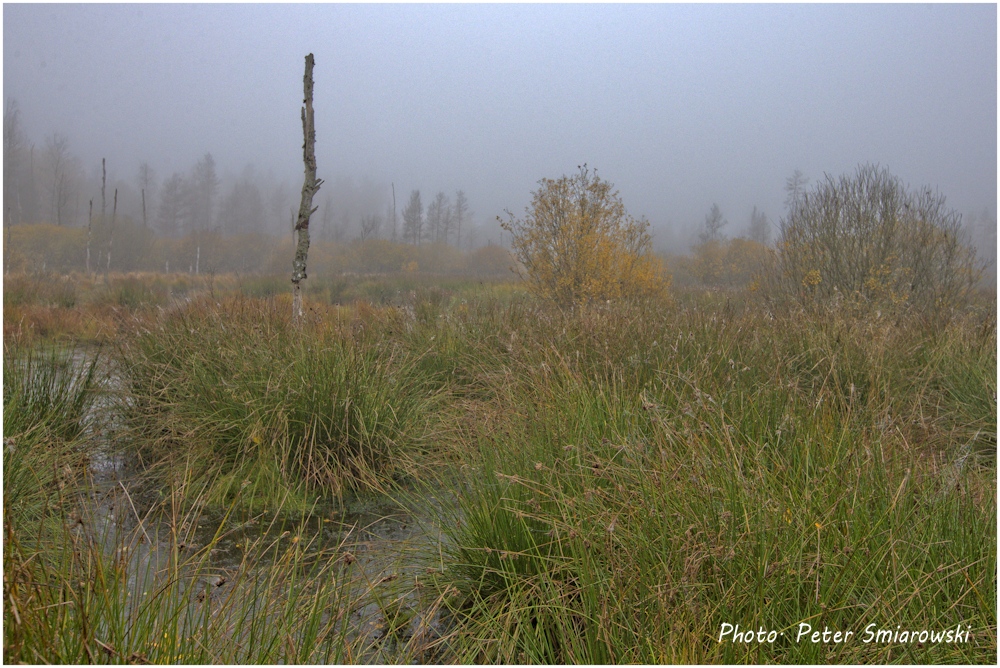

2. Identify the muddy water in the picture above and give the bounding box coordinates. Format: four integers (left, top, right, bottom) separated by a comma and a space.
68, 349, 455, 660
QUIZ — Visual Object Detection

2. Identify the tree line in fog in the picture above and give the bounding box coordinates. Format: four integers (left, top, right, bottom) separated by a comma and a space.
3, 99, 492, 249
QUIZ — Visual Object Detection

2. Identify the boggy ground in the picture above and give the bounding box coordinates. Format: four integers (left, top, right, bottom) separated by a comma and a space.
3, 271, 996, 663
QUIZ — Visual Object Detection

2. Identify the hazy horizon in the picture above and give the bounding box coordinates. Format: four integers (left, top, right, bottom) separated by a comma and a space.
4, 3, 996, 251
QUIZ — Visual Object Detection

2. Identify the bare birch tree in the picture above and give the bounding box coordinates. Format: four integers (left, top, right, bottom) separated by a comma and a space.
359, 213, 383, 241
105, 188, 117, 283
4, 206, 11, 274
402, 190, 423, 245
291, 53, 323, 321
4, 99, 24, 228
101, 158, 107, 219
748, 205, 771, 245
45, 133, 74, 225
391, 182, 398, 242
86, 199, 93, 274
137, 161, 155, 228
454, 190, 470, 249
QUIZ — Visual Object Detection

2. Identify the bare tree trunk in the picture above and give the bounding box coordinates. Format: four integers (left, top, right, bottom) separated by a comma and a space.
291, 53, 323, 322
86, 199, 93, 275
391, 182, 397, 242
105, 188, 116, 283
4, 206, 11, 275
142, 188, 147, 228
101, 158, 107, 220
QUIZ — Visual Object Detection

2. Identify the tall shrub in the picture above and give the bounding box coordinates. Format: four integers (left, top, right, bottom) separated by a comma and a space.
776, 164, 981, 314
501, 166, 669, 306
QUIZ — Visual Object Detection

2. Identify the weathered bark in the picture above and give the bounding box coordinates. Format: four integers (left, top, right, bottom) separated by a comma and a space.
292, 53, 323, 321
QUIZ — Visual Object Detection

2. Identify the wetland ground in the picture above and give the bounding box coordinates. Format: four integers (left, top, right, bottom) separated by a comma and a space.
3, 270, 996, 663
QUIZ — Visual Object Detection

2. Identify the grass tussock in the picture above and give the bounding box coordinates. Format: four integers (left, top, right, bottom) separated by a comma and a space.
1, 333, 442, 663
3, 338, 102, 528
115, 295, 438, 508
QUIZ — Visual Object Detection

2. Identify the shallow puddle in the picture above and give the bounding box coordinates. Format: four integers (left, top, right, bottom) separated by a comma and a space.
59, 347, 456, 661
69, 461, 455, 660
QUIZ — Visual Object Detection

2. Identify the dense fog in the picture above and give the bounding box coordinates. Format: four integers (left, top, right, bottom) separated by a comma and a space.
3, 3, 996, 272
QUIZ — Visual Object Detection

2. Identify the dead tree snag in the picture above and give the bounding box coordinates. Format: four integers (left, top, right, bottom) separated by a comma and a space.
292, 53, 323, 321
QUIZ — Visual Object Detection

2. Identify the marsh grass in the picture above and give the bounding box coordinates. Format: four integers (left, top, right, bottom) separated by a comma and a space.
3, 340, 98, 440
3, 271, 230, 344
1, 336, 370, 663
431, 297, 997, 663
4, 272, 995, 664
114, 295, 439, 508
5, 423, 447, 665
3, 338, 101, 529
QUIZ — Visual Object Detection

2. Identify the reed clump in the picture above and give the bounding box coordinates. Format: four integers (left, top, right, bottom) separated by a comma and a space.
3, 338, 102, 529
114, 295, 437, 508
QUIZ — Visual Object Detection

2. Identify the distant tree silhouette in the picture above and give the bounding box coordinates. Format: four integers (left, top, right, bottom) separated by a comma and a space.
699, 203, 727, 243
402, 190, 423, 245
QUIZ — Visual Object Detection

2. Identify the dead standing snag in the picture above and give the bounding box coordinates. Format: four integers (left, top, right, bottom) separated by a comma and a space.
292, 53, 323, 321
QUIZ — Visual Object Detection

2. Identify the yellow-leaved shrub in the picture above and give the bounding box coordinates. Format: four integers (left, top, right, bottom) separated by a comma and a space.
500, 166, 669, 306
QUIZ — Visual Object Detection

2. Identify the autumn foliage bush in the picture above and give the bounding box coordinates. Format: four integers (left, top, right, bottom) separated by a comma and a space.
501, 166, 669, 306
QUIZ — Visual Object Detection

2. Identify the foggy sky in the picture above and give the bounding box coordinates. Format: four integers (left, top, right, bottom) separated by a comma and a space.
3, 3, 996, 248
